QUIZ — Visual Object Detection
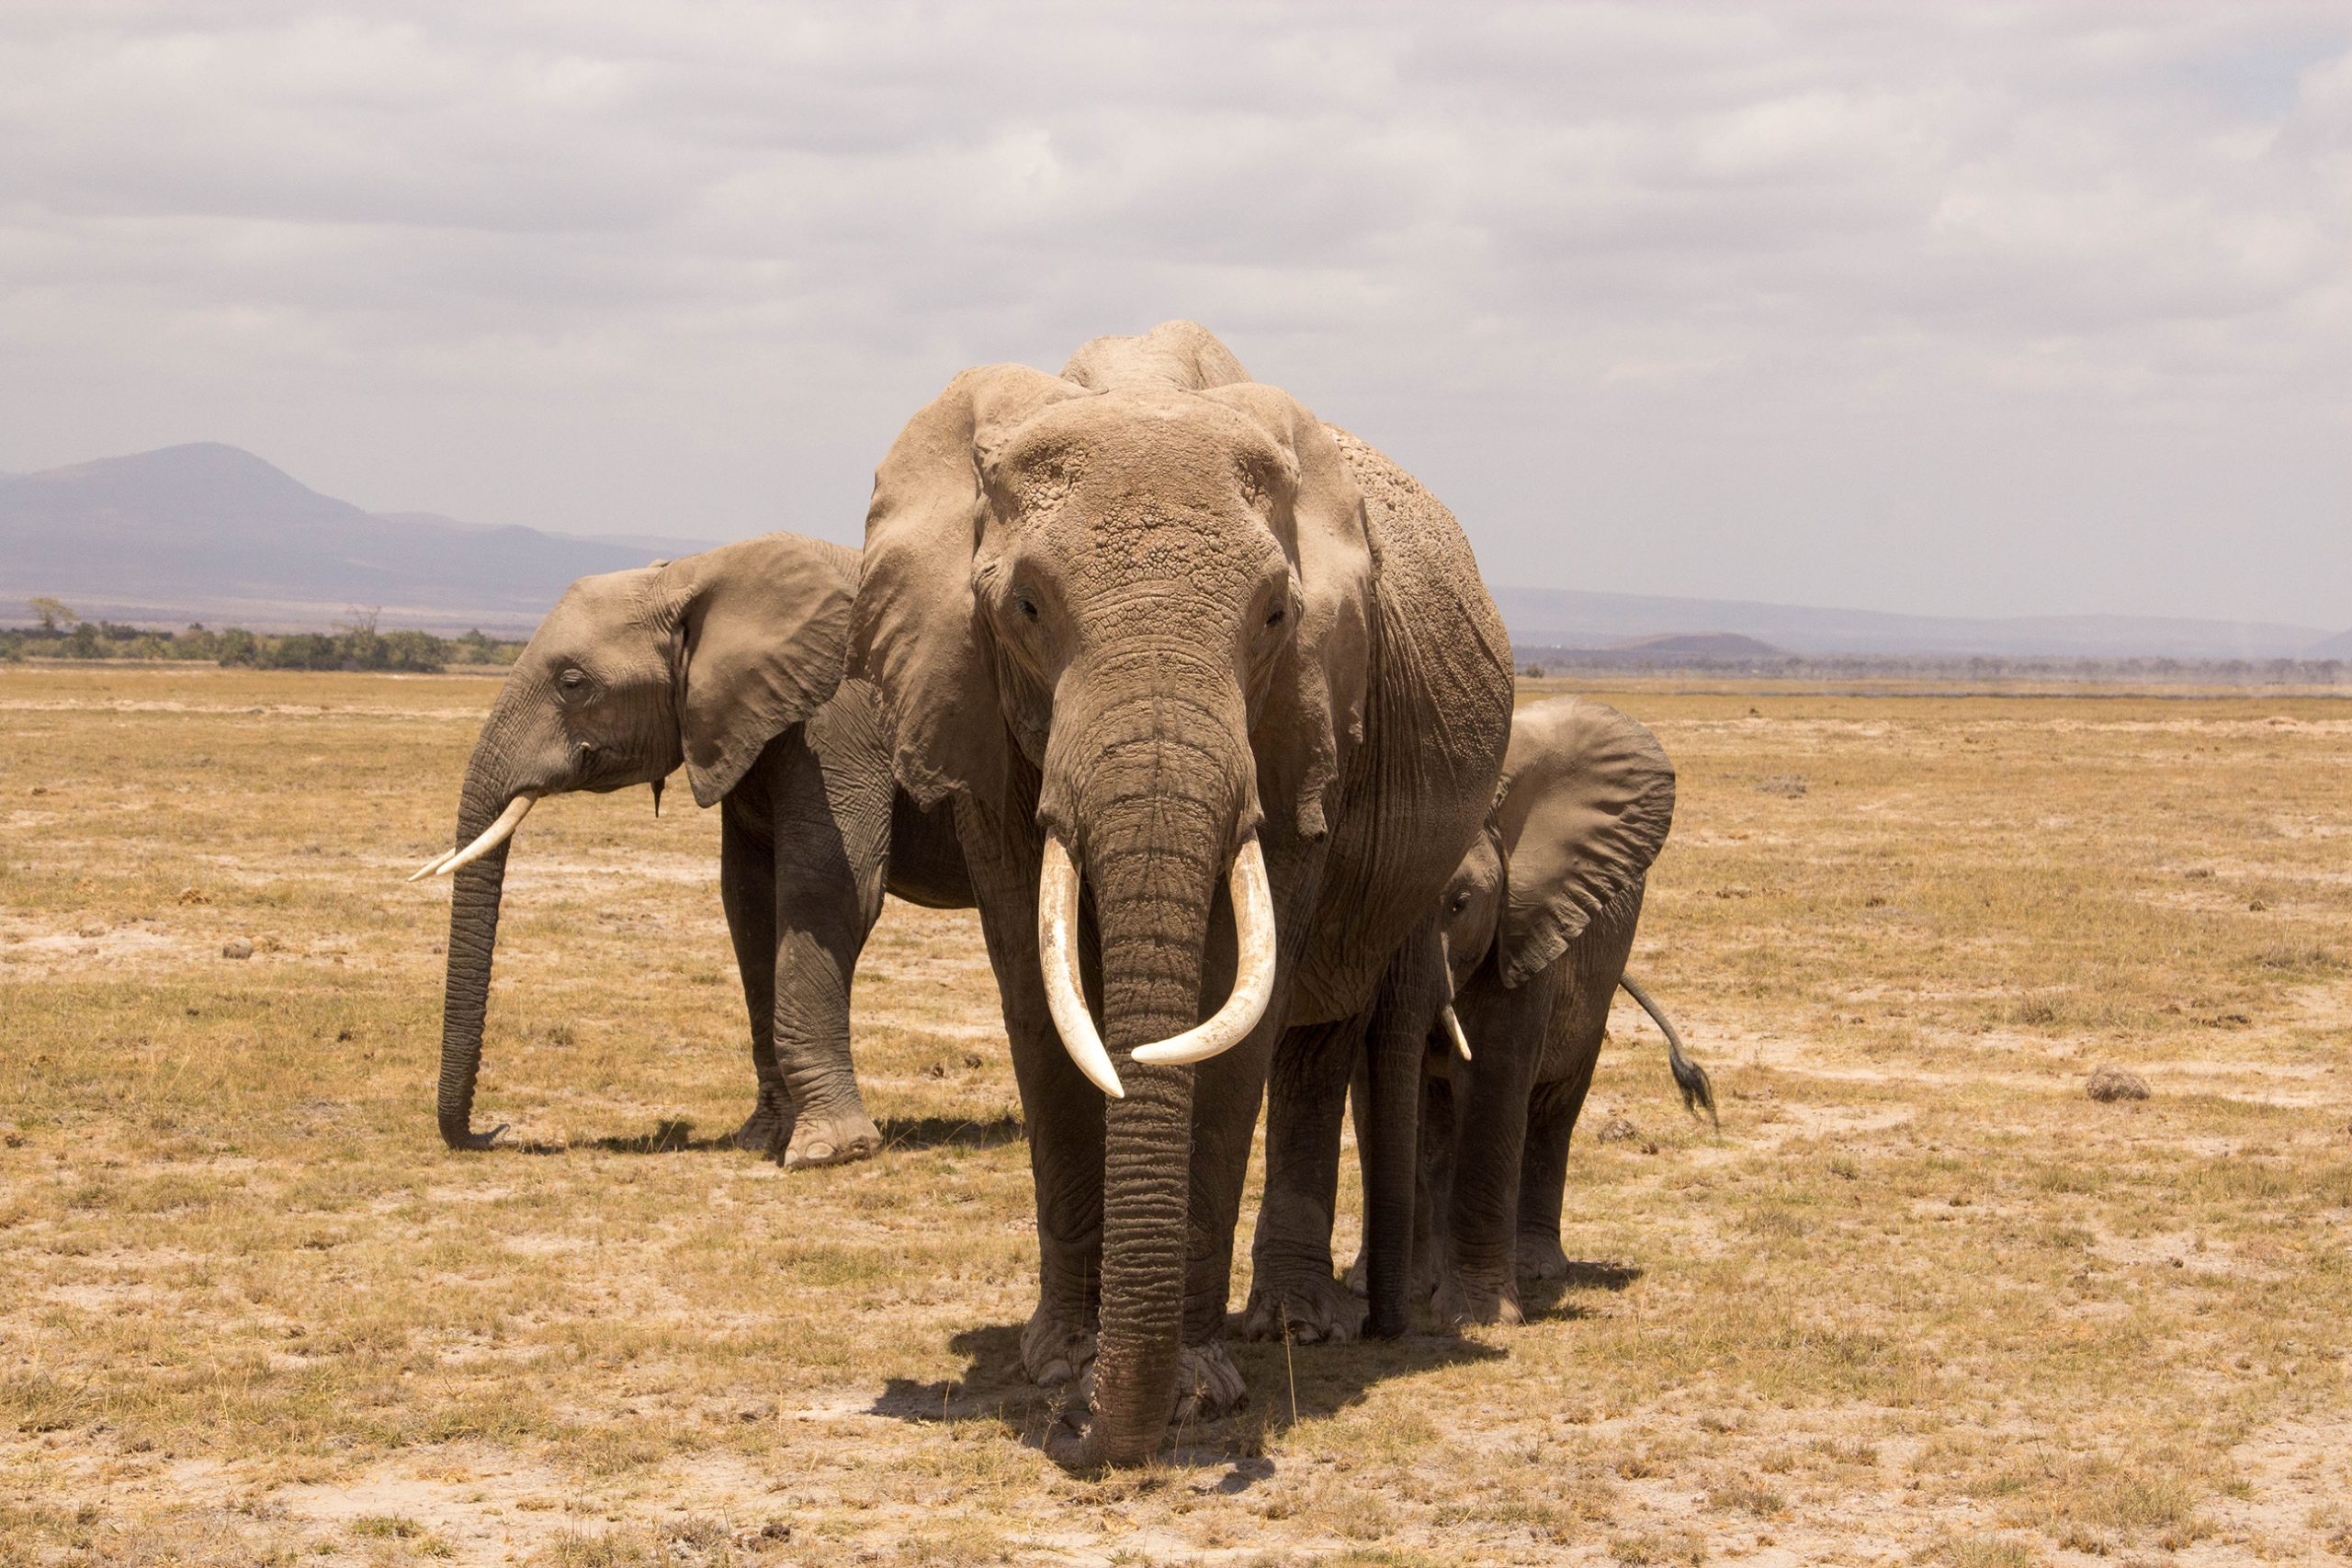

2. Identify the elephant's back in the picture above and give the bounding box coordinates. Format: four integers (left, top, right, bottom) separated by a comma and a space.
1324, 426, 1513, 728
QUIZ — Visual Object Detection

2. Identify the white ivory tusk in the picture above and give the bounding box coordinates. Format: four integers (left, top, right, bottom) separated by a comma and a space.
1037, 833, 1125, 1100
1436, 935, 1471, 1061
1441, 1004, 1473, 1063
406, 849, 457, 883
433, 794, 537, 878
1131, 837, 1278, 1066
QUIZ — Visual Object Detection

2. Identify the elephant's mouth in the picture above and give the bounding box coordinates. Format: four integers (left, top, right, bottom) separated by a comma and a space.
1034, 832, 1279, 1098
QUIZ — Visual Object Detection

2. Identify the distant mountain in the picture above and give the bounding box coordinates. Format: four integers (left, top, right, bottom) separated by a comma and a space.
1606, 632, 1787, 659
1494, 586, 2335, 660
0, 445, 725, 633
2305, 627, 2352, 660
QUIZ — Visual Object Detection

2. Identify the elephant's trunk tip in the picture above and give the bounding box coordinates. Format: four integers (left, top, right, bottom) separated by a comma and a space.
441, 1119, 511, 1153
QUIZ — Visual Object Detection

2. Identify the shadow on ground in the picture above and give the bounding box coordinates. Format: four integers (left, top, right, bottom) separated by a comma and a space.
878, 1113, 1024, 1153
1519, 1258, 1643, 1321
871, 1303, 1517, 1478
582, 1117, 736, 1155
478, 1113, 1028, 1159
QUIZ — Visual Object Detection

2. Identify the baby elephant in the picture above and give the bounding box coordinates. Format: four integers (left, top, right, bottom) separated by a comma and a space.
1358, 695, 1713, 1326
414, 532, 969, 1167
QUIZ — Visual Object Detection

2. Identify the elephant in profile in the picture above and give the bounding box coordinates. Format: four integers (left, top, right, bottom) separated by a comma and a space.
1359, 695, 1715, 1325
847, 321, 1513, 1465
415, 532, 969, 1166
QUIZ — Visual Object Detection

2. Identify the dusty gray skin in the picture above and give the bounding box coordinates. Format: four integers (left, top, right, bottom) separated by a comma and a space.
1341, 696, 1715, 1325
849, 321, 1513, 1467
422, 532, 969, 1168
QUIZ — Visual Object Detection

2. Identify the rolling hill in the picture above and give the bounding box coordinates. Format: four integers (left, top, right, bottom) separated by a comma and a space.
1492, 586, 2335, 661
0, 445, 720, 634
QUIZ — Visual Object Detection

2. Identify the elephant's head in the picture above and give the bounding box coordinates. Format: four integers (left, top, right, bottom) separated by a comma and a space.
1437, 696, 1677, 998
419, 533, 857, 1150
848, 321, 1374, 1464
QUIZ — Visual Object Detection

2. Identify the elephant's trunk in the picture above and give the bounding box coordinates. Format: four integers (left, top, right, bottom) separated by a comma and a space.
435, 714, 527, 1150
1046, 667, 1253, 1468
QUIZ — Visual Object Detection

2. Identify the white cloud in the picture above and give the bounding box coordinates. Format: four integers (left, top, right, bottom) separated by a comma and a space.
1, 1, 2346, 624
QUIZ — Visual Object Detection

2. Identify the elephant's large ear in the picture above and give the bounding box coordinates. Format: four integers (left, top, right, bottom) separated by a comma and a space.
663, 533, 858, 808
1495, 697, 1676, 988
849, 364, 1085, 807
1201, 384, 1374, 840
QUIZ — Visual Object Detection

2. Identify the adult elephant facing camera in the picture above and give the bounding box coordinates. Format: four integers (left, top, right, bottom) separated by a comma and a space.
850, 321, 1512, 1467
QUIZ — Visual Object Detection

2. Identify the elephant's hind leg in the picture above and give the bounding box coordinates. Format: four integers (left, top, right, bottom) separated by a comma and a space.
1514, 1077, 1583, 1282
764, 719, 888, 1171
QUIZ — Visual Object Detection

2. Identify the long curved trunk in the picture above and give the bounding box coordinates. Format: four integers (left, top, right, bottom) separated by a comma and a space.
1053, 679, 1243, 1468
436, 733, 522, 1150
1078, 834, 1223, 1464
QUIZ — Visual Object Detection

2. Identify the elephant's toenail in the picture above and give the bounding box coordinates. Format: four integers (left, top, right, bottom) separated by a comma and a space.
806, 1143, 833, 1162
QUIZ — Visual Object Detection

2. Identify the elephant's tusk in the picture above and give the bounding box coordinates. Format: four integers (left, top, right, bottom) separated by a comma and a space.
1037, 833, 1125, 1100
1441, 1004, 1473, 1063
433, 795, 537, 878
406, 849, 457, 882
1131, 837, 1277, 1066
1437, 935, 1471, 1061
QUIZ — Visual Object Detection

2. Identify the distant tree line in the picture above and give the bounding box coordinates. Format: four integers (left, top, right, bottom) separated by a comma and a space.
1516, 647, 2350, 687
4, 600, 524, 671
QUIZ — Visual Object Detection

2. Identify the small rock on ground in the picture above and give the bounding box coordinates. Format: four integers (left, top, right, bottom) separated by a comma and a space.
2086, 1066, 2150, 1102
221, 938, 254, 960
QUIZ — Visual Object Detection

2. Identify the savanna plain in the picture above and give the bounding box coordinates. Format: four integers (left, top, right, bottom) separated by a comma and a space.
3, 664, 2349, 1568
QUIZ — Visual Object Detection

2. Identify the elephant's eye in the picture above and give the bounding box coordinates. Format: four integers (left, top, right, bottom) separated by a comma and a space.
1265, 605, 1286, 628
558, 668, 586, 694
1014, 596, 1040, 623
1450, 892, 1470, 914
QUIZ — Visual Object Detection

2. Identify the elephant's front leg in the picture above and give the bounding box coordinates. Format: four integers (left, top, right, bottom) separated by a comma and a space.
1242, 1015, 1372, 1345
765, 725, 890, 1170
718, 797, 791, 1153
957, 796, 1105, 1393
1436, 984, 1551, 1327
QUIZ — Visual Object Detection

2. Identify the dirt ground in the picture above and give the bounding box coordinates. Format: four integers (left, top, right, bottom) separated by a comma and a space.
3, 664, 2348, 1566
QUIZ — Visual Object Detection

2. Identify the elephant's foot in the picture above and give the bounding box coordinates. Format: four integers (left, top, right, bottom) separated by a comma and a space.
781, 1108, 881, 1171
1238, 1270, 1365, 1344
1020, 1299, 1098, 1389
1433, 1269, 1523, 1329
1516, 1232, 1571, 1282
730, 1089, 793, 1154
1172, 1339, 1247, 1425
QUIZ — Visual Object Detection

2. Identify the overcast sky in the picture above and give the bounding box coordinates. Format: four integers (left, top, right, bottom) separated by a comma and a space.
3, 3, 2347, 626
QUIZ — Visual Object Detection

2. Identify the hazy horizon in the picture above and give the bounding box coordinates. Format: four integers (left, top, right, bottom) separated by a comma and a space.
4, 5, 2347, 626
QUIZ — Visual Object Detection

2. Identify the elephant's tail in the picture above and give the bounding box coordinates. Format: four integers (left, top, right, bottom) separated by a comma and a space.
1618, 973, 1717, 1128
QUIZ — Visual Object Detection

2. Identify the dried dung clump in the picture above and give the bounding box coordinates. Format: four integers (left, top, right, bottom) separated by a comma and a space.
1596, 1116, 1643, 1144
2086, 1066, 2150, 1102
1756, 774, 1809, 797
221, 937, 254, 960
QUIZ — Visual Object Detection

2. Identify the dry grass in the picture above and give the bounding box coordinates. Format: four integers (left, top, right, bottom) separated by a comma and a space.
4, 663, 2349, 1565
